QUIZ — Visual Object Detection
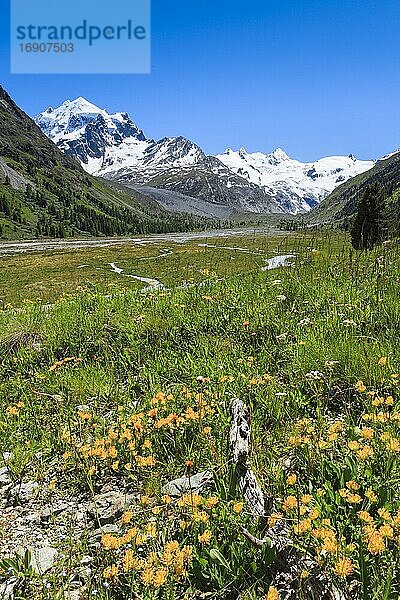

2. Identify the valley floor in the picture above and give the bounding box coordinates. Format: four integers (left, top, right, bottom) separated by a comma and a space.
0, 230, 399, 599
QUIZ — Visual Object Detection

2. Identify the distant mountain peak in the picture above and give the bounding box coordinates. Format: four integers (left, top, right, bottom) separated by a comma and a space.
267, 148, 290, 163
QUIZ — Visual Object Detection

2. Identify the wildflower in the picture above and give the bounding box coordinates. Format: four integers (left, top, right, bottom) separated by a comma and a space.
346, 480, 360, 491
103, 565, 119, 579
153, 569, 168, 587
78, 411, 92, 421
121, 511, 133, 524
141, 568, 154, 586
355, 381, 367, 393
268, 512, 283, 527
198, 530, 212, 544
123, 549, 137, 572
294, 518, 312, 534
232, 502, 244, 514
380, 524, 394, 539
347, 440, 360, 451
347, 494, 362, 504
378, 508, 391, 521
360, 427, 374, 440
358, 511, 373, 523
387, 438, 400, 453
282, 496, 298, 512
365, 489, 378, 503
266, 586, 279, 600
334, 558, 354, 577
367, 533, 385, 554
357, 445, 374, 460
378, 357, 388, 367
205, 496, 219, 509
301, 494, 312, 504
203, 427, 212, 435
6, 406, 18, 416
101, 534, 121, 550
286, 474, 297, 486
185, 460, 194, 469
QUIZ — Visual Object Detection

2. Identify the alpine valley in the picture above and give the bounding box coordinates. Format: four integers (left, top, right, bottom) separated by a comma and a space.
35, 97, 376, 216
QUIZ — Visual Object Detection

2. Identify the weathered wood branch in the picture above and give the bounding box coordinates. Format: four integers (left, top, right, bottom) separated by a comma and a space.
229, 398, 347, 600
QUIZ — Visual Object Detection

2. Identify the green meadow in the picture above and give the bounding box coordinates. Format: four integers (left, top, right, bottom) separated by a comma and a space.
1, 230, 400, 599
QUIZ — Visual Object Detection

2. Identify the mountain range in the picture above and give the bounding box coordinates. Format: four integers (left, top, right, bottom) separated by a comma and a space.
34, 98, 376, 216
1, 86, 399, 240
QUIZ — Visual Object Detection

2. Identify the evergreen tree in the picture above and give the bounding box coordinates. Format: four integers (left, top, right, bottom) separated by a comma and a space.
350, 184, 386, 250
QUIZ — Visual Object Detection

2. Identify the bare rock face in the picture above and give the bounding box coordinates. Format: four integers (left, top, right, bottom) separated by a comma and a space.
9, 481, 39, 505
87, 491, 135, 525
161, 470, 213, 497
17, 546, 58, 574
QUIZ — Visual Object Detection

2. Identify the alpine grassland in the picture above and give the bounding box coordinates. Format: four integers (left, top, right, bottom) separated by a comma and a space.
1, 230, 400, 599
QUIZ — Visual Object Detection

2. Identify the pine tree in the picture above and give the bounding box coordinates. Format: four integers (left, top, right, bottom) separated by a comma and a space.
350, 184, 386, 250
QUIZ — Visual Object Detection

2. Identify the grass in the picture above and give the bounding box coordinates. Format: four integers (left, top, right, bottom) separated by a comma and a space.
1, 230, 400, 599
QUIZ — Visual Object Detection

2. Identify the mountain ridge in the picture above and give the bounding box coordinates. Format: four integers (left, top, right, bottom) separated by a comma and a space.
34, 97, 376, 215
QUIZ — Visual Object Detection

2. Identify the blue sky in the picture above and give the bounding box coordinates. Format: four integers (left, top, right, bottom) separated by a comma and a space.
1, 0, 400, 161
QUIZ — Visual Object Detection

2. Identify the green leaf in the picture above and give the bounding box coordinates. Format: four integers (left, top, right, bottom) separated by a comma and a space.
209, 549, 232, 572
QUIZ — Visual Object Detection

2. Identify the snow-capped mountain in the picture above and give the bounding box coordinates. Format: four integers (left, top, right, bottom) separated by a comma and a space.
34, 98, 281, 215
34, 98, 375, 215
216, 147, 375, 214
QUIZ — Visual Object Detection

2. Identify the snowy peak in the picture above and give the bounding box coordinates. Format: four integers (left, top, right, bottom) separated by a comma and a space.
35, 97, 146, 146
216, 147, 375, 213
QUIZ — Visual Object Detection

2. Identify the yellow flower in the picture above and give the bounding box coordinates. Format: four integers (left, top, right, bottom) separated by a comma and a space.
198, 530, 213, 544
360, 427, 374, 440
378, 357, 388, 367
282, 496, 298, 512
348, 440, 360, 451
367, 533, 385, 554
347, 493, 362, 504
103, 564, 119, 579
365, 489, 378, 503
205, 496, 219, 509
355, 381, 366, 392
286, 474, 297, 486
268, 512, 283, 527
293, 518, 312, 535
378, 508, 391, 521
153, 569, 168, 587
101, 534, 121, 550
334, 557, 354, 577
357, 445, 374, 460
301, 494, 312, 505
121, 511, 133, 524
232, 502, 244, 514
266, 586, 279, 600
379, 524, 394, 539
358, 511, 373, 523
141, 568, 154, 586
346, 480, 360, 491
387, 438, 400, 453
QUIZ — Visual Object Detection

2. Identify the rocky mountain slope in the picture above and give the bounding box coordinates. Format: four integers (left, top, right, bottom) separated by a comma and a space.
307, 150, 400, 224
35, 98, 376, 215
